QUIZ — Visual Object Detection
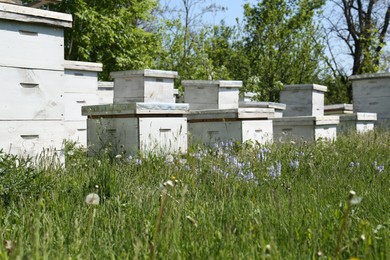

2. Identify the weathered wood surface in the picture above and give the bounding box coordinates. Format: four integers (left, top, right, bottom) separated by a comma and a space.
0, 120, 65, 156
188, 120, 273, 145
111, 70, 176, 103
0, 66, 64, 120
187, 108, 275, 120
183, 80, 242, 110
64, 60, 103, 72
63, 93, 99, 121
0, 20, 65, 70
280, 84, 326, 117
87, 117, 187, 156
82, 103, 189, 117
273, 115, 339, 142
0, 2, 72, 27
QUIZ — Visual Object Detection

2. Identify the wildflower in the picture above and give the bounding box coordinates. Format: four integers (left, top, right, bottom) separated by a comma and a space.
265, 244, 271, 254
289, 159, 299, 170
163, 180, 174, 188
360, 234, 366, 241
165, 154, 174, 163
135, 159, 142, 165
268, 162, 281, 179
3, 240, 12, 255
85, 193, 100, 205
376, 165, 385, 173
67, 150, 74, 156
115, 154, 122, 159
348, 190, 362, 205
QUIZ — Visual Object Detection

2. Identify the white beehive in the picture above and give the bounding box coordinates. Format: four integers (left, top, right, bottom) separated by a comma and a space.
97, 81, 114, 105
82, 103, 189, 155
324, 104, 353, 115
64, 60, 102, 93
0, 120, 65, 157
350, 72, 390, 127
239, 93, 286, 118
280, 84, 327, 117
188, 108, 274, 145
0, 66, 64, 120
183, 80, 242, 110
338, 113, 377, 134
0, 3, 72, 70
111, 70, 177, 104
273, 116, 339, 143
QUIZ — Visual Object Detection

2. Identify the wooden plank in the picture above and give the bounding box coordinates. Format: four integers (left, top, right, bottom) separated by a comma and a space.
0, 20, 64, 70
0, 2, 72, 27
0, 120, 65, 156
0, 66, 64, 120
139, 117, 187, 154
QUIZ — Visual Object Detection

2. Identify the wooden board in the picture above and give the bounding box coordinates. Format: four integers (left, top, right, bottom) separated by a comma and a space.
63, 93, 99, 121
0, 20, 64, 70
139, 117, 187, 154
0, 66, 64, 120
0, 120, 65, 157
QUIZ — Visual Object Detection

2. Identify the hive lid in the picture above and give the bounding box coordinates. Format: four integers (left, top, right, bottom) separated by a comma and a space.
187, 108, 275, 120
82, 102, 189, 116
283, 84, 328, 92
239, 101, 286, 110
110, 69, 178, 79
182, 80, 243, 88
324, 103, 353, 111
349, 72, 390, 81
340, 113, 377, 121
272, 116, 339, 126
0, 2, 72, 27
64, 60, 103, 72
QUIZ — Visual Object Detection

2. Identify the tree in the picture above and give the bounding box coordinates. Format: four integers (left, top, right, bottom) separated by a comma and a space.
23, 0, 163, 80
156, 0, 227, 82
241, 0, 326, 101
324, 0, 390, 75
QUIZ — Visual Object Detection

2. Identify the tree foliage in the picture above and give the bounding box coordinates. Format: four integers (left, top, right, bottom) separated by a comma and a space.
23, 0, 162, 80
241, 0, 326, 101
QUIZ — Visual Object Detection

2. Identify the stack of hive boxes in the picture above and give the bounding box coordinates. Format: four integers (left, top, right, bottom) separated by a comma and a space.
274, 84, 340, 142
324, 103, 377, 133
82, 70, 189, 156
0, 3, 72, 156
350, 72, 389, 128
0, 2, 111, 156
183, 80, 275, 145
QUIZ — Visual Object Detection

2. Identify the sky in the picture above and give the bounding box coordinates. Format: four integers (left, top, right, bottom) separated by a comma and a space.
165, 0, 258, 26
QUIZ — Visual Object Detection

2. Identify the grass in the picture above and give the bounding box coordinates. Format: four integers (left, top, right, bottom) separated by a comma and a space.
0, 130, 389, 259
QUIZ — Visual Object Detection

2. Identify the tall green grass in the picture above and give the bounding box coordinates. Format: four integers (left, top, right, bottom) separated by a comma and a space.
0, 130, 389, 259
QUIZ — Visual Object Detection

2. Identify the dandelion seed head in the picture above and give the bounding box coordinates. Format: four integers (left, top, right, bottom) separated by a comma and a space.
85, 193, 100, 205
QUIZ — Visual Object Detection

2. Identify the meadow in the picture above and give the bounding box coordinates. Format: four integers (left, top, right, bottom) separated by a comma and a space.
0, 130, 389, 259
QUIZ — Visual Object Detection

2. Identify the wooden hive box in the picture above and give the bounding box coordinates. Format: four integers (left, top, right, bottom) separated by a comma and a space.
338, 113, 377, 134
273, 116, 339, 143
0, 120, 65, 157
0, 66, 64, 120
0, 3, 72, 70
82, 103, 189, 156
239, 93, 286, 118
324, 104, 353, 115
280, 84, 327, 117
183, 80, 242, 110
187, 108, 274, 146
350, 72, 390, 127
111, 70, 177, 104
